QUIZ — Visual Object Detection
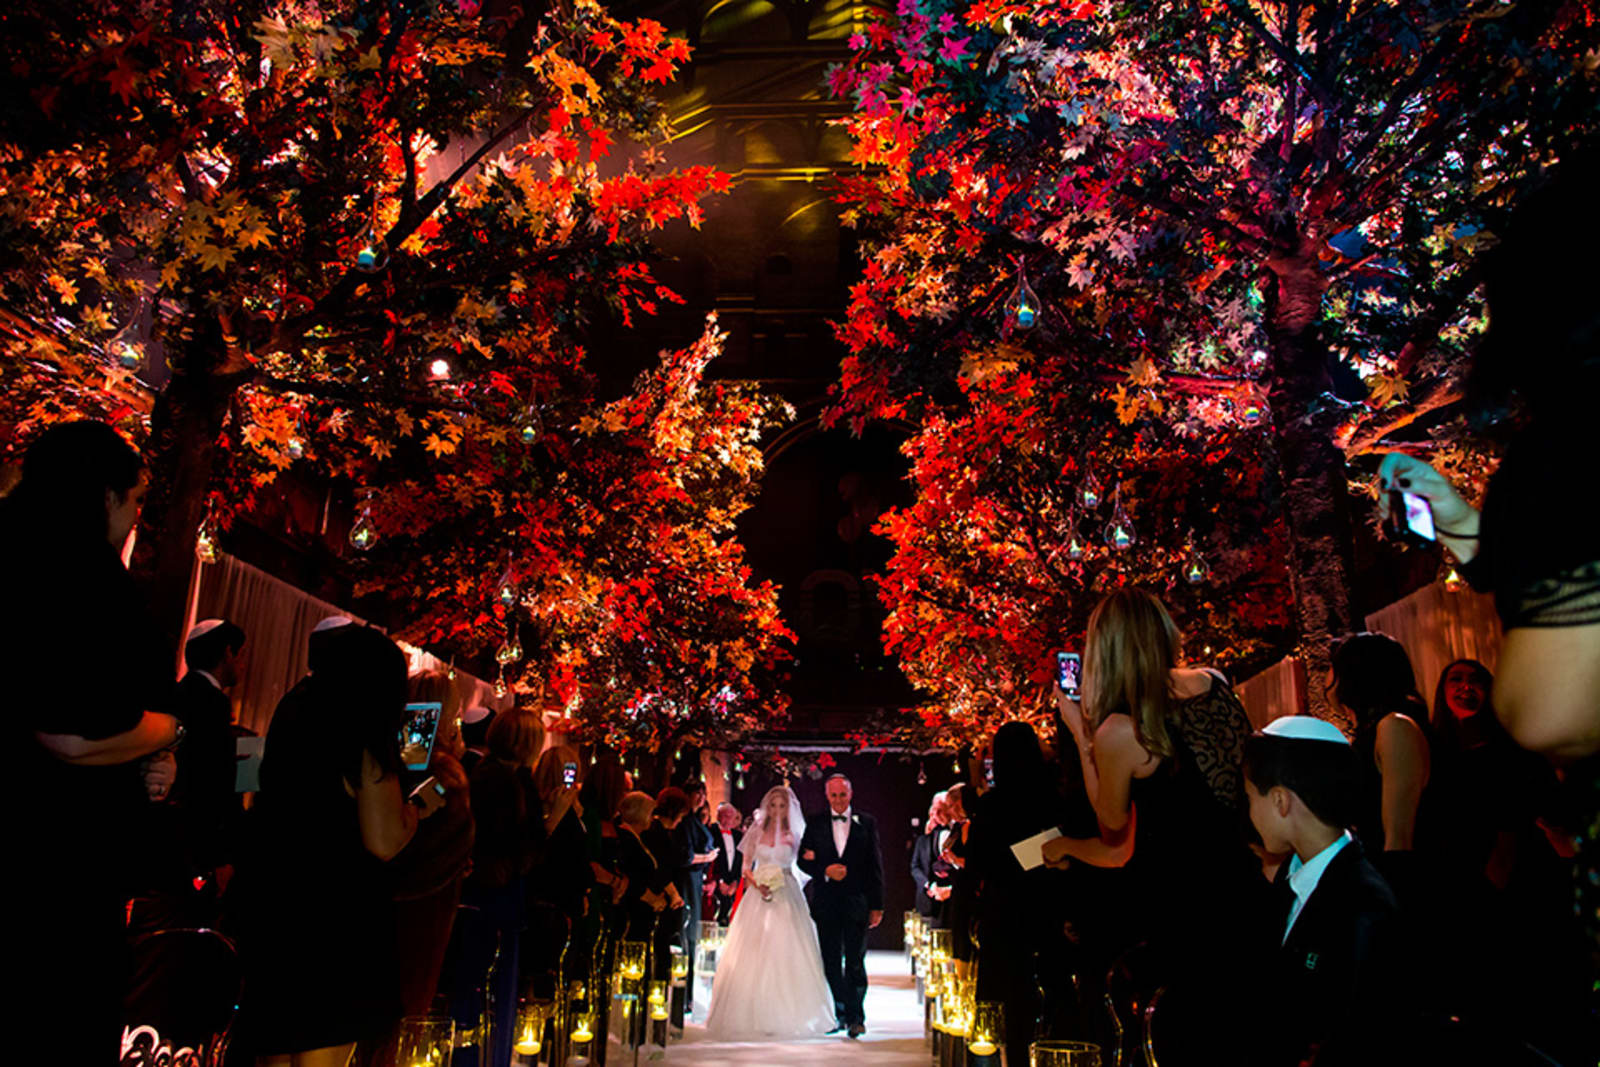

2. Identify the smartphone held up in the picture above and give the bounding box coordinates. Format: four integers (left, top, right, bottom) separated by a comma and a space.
1055, 651, 1082, 703
1385, 489, 1436, 545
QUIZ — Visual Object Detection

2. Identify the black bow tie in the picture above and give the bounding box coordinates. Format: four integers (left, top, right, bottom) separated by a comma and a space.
832, 814, 849, 821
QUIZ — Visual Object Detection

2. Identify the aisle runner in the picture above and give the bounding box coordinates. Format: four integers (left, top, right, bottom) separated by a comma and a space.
671, 950, 927, 1066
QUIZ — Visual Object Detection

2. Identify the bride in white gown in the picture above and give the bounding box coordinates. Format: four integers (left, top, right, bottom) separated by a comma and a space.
705, 785, 837, 1039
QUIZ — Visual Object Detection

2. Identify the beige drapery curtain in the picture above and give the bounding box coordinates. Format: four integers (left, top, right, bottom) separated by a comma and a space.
1364, 579, 1502, 718
182, 550, 507, 735
1235, 655, 1305, 728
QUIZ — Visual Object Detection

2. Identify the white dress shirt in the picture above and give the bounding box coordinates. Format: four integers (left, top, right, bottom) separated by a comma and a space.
719, 830, 738, 875
190, 669, 223, 691
1283, 831, 1353, 943
831, 807, 852, 856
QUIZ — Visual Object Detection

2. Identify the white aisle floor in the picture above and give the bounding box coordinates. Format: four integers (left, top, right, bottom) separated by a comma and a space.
669, 950, 927, 1066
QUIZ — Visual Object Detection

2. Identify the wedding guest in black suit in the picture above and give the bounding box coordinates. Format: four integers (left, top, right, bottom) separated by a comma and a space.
911, 792, 952, 923
1243, 717, 1403, 1067
798, 774, 884, 1039
135, 618, 248, 927
3, 421, 180, 1065
710, 802, 744, 924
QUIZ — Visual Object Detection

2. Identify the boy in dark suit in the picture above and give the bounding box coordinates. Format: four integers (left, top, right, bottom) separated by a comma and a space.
798, 774, 884, 1038
1243, 716, 1404, 1066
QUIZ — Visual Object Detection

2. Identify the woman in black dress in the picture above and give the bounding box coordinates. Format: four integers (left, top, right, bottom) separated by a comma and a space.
238, 625, 440, 1066
1326, 632, 1432, 863
1042, 589, 1266, 1045
956, 722, 1074, 1065
3, 422, 182, 1065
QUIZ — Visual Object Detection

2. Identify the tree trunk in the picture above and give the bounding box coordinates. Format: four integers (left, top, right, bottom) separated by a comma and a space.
129, 367, 235, 663
1263, 253, 1357, 719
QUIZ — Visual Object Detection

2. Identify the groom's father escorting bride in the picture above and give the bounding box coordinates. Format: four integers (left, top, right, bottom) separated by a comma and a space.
799, 774, 884, 1038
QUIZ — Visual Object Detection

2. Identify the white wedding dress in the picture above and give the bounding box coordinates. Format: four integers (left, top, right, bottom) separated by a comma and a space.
704, 838, 837, 1039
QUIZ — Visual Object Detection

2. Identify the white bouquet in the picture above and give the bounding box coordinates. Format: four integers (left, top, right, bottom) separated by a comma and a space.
748, 865, 786, 894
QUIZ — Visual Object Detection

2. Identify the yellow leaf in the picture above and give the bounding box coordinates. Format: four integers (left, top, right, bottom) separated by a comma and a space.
1367, 373, 1409, 408
46, 272, 79, 305
366, 436, 394, 460
423, 433, 458, 457
195, 243, 236, 272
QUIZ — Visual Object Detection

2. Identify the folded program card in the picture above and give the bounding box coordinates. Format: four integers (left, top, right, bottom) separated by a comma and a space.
1010, 827, 1064, 871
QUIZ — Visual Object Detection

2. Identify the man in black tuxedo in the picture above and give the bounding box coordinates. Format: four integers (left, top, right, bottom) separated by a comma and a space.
798, 774, 884, 1038
709, 802, 743, 925
132, 618, 247, 928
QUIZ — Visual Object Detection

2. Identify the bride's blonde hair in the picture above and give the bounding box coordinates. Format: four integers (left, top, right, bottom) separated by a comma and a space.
759, 785, 794, 834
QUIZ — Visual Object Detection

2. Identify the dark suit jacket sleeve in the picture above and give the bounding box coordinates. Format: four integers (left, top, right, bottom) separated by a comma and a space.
797, 820, 825, 880
863, 815, 884, 911
911, 832, 932, 894
183, 686, 240, 867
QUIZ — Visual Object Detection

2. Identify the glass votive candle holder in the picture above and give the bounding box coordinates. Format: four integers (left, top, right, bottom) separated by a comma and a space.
570, 1009, 596, 1044
648, 981, 670, 1020
968, 1001, 1005, 1058
513, 1000, 552, 1056
1029, 1039, 1103, 1067
397, 1015, 455, 1067
930, 928, 953, 962
618, 940, 648, 981
670, 948, 689, 984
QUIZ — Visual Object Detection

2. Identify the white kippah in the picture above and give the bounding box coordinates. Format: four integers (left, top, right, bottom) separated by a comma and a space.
1263, 715, 1351, 745
461, 705, 493, 725
187, 618, 226, 642
313, 615, 354, 633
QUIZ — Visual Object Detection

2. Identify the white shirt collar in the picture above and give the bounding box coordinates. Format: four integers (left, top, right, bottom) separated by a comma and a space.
191, 669, 223, 691
832, 807, 852, 822
1283, 830, 1352, 942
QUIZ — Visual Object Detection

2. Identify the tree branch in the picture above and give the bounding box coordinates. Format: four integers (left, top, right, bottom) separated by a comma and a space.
1221, 0, 1337, 111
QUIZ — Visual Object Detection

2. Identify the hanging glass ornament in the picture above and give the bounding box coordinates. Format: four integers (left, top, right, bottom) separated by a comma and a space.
1005, 261, 1041, 331
494, 670, 508, 699
1181, 533, 1209, 584
1442, 566, 1465, 593
194, 520, 217, 564
917, 764, 928, 786
349, 492, 378, 552
353, 220, 389, 273
519, 402, 544, 446
1078, 465, 1102, 510
446, 661, 457, 681
286, 435, 305, 461
427, 357, 451, 382
496, 635, 522, 664
673, 747, 684, 761
113, 339, 145, 371
1239, 398, 1266, 426
1064, 514, 1088, 562
952, 757, 962, 775
497, 561, 518, 608
1103, 488, 1136, 551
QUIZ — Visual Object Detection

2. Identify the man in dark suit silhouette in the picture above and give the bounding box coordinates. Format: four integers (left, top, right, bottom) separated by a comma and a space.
1244, 717, 1404, 1066
798, 774, 884, 1038
709, 802, 743, 924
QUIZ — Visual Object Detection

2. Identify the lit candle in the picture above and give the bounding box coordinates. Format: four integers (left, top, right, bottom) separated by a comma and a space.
650, 1004, 670, 1021
572, 1022, 594, 1043
970, 1038, 997, 1056
514, 1030, 542, 1055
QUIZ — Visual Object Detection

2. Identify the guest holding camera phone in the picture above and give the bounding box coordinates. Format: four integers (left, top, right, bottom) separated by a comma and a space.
1040, 590, 1264, 1045
237, 624, 438, 1066
529, 745, 592, 925
2, 421, 183, 1064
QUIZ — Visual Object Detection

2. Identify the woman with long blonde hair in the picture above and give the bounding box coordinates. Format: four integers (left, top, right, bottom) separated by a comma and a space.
1042, 589, 1262, 957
